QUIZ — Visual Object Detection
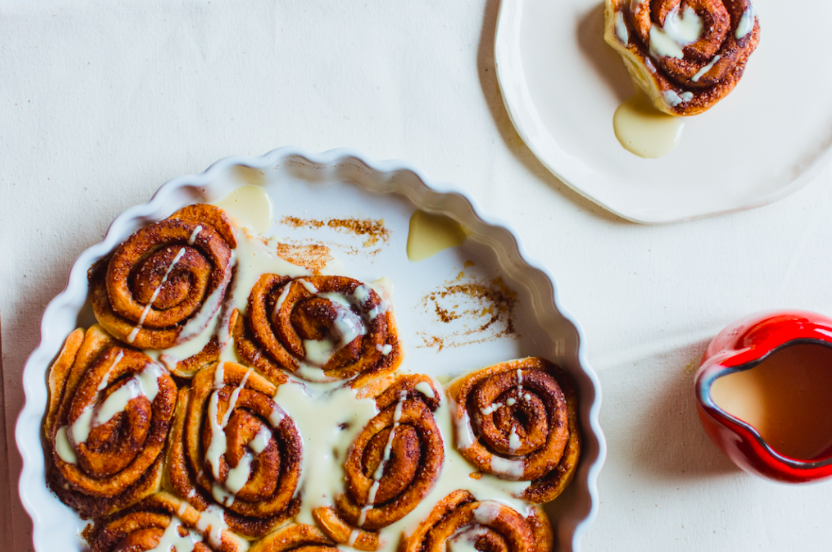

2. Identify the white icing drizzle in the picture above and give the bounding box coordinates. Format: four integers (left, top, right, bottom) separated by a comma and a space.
273, 283, 292, 319
147, 516, 202, 552
506, 398, 517, 406
614, 10, 629, 44
206, 367, 252, 486
679, 91, 694, 101
692, 54, 721, 82
97, 351, 125, 391
490, 455, 526, 479
128, 247, 187, 343
225, 452, 254, 494
54, 426, 77, 464
195, 504, 234, 549
448, 527, 488, 552
188, 225, 203, 246
211, 482, 236, 507
735, 6, 756, 39
359, 391, 408, 527
298, 279, 319, 294
662, 89, 690, 107
480, 403, 503, 415
178, 502, 189, 516
348, 529, 360, 546
508, 426, 521, 453
415, 381, 436, 400
176, 261, 233, 344
249, 425, 273, 455
70, 362, 164, 445
649, 5, 703, 59
473, 501, 502, 524
453, 401, 477, 451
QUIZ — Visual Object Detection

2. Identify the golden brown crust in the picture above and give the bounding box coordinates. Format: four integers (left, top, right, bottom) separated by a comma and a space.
91, 203, 235, 352
447, 357, 581, 503
604, 0, 760, 115
166, 362, 301, 539
85, 492, 248, 552
400, 490, 553, 552
250, 524, 339, 552
44, 325, 176, 518
237, 274, 402, 386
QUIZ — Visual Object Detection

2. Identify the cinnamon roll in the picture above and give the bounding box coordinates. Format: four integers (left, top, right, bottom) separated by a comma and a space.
166, 361, 302, 539
605, 0, 760, 115
448, 358, 580, 503
249, 524, 337, 552
43, 325, 177, 518
312, 375, 444, 551
401, 490, 553, 552
83, 492, 248, 552
91, 204, 236, 375
235, 275, 401, 387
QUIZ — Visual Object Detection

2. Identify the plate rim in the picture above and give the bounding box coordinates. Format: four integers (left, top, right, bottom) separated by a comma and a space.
493, 0, 832, 224
14, 146, 607, 551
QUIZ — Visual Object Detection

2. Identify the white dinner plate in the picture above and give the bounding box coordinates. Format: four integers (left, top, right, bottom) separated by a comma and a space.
495, 0, 832, 223
15, 148, 605, 551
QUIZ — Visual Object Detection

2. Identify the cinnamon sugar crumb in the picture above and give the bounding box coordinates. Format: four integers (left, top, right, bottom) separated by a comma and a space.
275, 242, 332, 272
279, 216, 390, 247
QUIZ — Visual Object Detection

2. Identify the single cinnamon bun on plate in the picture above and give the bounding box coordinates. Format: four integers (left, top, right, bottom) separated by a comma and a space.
401, 490, 553, 552
82, 491, 248, 552
312, 375, 444, 551
43, 325, 177, 518
91, 204, 237, 378
165, 361, 302, 539
604, 0, 760, 116
233, 274, 402, 388
447, 357, 581, 503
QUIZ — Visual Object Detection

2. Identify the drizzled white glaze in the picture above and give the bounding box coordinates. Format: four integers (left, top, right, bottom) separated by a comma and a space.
147, 516, 202, 552
298, 279, 319, 294
490, 456, 526, 479
188, 225, 203, 246
736, 6, 756, 39
614, 11, 629, 44
70, 362, 164, 445
225, 452, 254, 494
195, 504, 236, 549
358, 391, 408, 527
415, 381, 436, 400
128, 247, 187, 343
54, 426, 77, 464
508, 426, 521, 452
249, 425, 273, 455
473, 501, 502, 524
649, 5, 703, 60
692, 55, 721, 82
97, 351, 125, 392
206, 367, 252, 483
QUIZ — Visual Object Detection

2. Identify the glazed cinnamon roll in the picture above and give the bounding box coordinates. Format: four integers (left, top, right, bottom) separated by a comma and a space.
91, 204, 236, 375
448, 358, 580, 503
166, 361, 302, 539
605, 0, 760, 115
43, 325, 177, 518
312, 376, 444, 551
83, 492, 247, 552
401, 490, 553, 552
249, 524, 337, 552
235, 275, 401, 387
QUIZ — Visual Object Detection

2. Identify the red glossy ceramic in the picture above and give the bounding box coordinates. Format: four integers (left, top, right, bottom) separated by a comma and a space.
695, 310, 832, 483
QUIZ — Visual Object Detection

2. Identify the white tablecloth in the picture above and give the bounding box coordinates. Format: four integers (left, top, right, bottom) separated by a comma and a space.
3, 1, 832, 550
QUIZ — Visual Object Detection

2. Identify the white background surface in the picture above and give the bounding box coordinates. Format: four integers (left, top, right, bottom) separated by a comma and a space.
2, 1, 832, 551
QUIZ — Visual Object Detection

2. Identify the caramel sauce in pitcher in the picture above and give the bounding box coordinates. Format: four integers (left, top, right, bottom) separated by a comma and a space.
711, 343, 832, 460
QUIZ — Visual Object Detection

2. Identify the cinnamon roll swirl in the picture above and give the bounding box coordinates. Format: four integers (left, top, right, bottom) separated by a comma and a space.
249, 524, 337, 552
44, 325, 177, 518
448, 358, 580, 503
235, 275, 401, 386
312, 376, 444, 550
83, 492, 248, 552
91, 204, 236, 374
401, 490, 553, 552
166, 361, 302, 539
605, 0, 760, 115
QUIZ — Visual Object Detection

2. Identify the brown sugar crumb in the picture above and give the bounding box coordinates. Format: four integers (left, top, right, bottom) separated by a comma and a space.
417, 276, 518, 351
279, 216, 390, 247
469, 471, 483, 480
275, 242, 332, 272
